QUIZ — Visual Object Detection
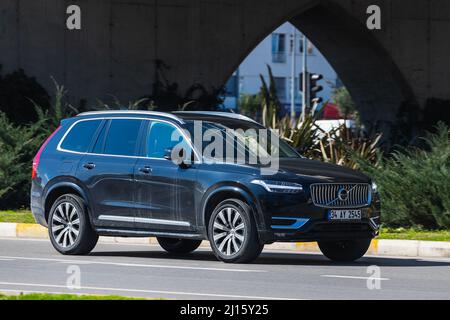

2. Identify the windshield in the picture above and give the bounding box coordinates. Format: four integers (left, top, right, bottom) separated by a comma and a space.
182, 119, 300, 162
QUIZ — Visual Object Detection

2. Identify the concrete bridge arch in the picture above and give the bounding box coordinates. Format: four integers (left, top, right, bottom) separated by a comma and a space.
1, 0, 448, 135
214, 1, 415, 135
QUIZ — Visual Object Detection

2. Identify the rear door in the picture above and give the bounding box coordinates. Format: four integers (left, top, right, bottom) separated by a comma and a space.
77, 118, 144, 229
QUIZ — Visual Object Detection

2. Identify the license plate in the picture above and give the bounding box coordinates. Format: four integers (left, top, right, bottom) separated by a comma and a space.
328, 209, 361, 221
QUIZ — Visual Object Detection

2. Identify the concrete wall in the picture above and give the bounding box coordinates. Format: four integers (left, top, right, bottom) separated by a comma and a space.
1, 0, 449, 129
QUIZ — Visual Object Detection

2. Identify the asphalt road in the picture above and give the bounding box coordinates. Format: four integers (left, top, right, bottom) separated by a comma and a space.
0, 237, 449, 300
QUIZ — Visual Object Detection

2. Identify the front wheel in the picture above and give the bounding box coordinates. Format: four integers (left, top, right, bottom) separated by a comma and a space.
208, 199, 264, 263
157, 237, 202, 254
318, 238, 372, 262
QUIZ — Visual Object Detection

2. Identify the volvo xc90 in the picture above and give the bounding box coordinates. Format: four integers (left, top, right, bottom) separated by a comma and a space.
31, 111, 380, 263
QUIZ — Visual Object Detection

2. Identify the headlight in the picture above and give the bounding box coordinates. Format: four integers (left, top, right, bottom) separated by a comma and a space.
251, 180, 303, 193
371, 181, 378, 193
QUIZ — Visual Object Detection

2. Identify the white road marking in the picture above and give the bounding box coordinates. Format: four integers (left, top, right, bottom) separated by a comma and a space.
0, 258, 14, 261
0, 237, 155, 246
57, 261, 94, 265
0, 237, 49, 242
0, 282, 299, 300
0, 255, 265, 273
321, 274, 390, 281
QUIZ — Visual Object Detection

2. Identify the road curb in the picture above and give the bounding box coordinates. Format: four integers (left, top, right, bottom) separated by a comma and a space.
1, 222, 449, 258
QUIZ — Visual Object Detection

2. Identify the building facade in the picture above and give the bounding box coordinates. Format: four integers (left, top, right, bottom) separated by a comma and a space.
224, 22, 339, 115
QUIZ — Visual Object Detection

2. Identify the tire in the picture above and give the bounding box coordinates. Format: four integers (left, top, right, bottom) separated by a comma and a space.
318, 238, 372, 262
208, 198, 264, 263
48, 194, 98, 255
157, 237, 202, 254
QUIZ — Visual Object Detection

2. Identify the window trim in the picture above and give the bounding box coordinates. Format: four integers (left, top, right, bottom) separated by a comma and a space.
58, 118, 104, 154
57, 117, 200, 161
144, 119, 197, 160
91, 120, 109, 154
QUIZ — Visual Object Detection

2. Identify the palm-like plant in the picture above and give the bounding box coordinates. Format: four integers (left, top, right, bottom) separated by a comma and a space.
254, 65, 382, 167
315, 125, 382, 169
260, 65, 282, 128
269, 113, 321, 158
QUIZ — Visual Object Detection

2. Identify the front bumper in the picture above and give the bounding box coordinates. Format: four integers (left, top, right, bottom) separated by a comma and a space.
260, 218, 379, 243
256, 191, 381, 243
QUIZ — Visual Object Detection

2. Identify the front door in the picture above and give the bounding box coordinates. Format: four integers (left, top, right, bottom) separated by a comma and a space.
134, 120, 195, 231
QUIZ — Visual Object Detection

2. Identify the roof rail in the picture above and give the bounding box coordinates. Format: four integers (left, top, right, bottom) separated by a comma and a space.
77, 110, 184, 123
173, 111, 259, 124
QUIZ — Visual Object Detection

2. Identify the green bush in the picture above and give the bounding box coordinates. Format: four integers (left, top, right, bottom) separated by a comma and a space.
357, 123, 450, 229
0, 113, 48, 208
0, 80, 69, 209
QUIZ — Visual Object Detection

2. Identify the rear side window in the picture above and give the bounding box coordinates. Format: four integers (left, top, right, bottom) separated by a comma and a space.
103, 119, 142, 156
60, 120, 102, 153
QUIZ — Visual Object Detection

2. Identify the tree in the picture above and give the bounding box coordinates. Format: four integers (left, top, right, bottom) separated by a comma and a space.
0, 66, 50, 124
331, 86, 357, 120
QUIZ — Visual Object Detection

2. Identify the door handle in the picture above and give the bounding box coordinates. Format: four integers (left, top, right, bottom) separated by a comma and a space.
83, 162, 96, 170
138, 166, 152, 174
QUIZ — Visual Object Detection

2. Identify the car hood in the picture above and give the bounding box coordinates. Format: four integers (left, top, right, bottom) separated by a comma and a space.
275, 158, 370, 183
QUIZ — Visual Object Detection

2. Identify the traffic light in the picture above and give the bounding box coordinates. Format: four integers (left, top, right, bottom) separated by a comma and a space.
309, 73, 323, 106
299, 72, 323, 115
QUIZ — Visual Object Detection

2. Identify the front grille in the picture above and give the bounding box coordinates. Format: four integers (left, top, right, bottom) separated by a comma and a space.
310, 183, 371, 208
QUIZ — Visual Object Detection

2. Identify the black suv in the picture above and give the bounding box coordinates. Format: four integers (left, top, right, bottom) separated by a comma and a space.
31, 111, 380, 263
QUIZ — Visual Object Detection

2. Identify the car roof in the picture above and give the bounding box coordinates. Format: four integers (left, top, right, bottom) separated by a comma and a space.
173, 111, 259, 124
75, 110, 259, 125
76, 110, 184, 123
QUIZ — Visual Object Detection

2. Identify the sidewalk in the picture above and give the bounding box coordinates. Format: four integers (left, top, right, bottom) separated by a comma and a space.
1, 222, 449, 258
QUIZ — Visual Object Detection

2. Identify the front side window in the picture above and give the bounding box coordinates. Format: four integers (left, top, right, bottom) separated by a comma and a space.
184, 120, 300, 159
103, 119, 142, 156
60, 120, 102, 153
146, 121, 191, 159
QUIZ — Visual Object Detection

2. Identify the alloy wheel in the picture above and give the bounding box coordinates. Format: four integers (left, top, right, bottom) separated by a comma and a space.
212, 207, 246, 256
51, 202, 80, 248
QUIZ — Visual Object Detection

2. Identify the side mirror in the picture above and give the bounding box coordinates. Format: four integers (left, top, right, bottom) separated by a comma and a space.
165, 146, 193, 168
163, 148, 173, 161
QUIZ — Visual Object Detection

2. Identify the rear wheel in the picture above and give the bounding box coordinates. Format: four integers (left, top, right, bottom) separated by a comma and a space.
48, 194, 98, 255
157, 237, 202, 254
208, 199, 263, 263
318, 238, 372, 262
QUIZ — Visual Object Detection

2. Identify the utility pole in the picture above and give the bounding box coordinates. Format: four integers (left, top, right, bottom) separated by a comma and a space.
290, 26, 296, 118
235, 67, 240, 111
301, 34, 308, 122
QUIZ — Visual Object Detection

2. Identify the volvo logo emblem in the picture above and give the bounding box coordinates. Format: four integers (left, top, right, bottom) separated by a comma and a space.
337, 188, 349, 201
